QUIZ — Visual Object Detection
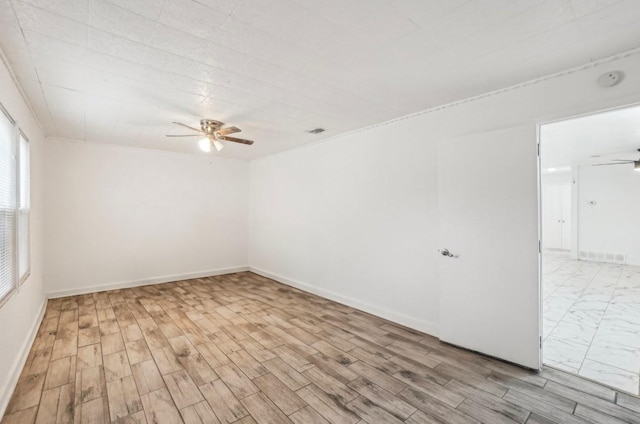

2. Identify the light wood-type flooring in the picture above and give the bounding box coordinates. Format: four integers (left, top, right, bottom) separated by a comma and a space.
2, 272, 640, 424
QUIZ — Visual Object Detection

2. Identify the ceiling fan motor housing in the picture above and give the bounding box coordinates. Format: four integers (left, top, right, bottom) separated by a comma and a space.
200, 119, 224, 135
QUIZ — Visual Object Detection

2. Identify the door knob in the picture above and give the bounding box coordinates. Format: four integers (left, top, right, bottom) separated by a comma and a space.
439, 249, 459, 258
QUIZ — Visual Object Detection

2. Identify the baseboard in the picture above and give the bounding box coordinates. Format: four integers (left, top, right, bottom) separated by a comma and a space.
0, 297, 47, 419
249, 267, 439, 337
47, 266, 250, 298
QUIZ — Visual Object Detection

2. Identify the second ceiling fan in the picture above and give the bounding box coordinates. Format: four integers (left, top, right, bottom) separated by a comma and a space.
166, 119, 254, 152
593, 148, 640, 171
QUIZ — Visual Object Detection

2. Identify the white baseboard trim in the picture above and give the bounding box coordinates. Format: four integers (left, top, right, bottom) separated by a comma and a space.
249, 267, 439, 337
0, 297, 47, 419
47, 266, 250, 298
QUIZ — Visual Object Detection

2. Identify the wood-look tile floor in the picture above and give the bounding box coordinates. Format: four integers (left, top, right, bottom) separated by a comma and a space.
3, 272, 640, 424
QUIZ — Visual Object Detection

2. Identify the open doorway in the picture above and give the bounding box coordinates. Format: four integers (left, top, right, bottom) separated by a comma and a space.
540, 104, 640, 395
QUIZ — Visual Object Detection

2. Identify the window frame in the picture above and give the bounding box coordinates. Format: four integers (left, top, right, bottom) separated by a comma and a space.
0, 100, 31, 308
0, 101, 17, 308
18, 130, 30, 285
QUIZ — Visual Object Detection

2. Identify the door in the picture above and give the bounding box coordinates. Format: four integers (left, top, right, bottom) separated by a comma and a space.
543, 184, 563, 249
438, 124, 540, 369
542, 183, 571, 250
560, 184, 571, 249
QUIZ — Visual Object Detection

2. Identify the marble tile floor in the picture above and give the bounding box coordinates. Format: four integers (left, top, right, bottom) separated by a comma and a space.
543, 250, 640, 395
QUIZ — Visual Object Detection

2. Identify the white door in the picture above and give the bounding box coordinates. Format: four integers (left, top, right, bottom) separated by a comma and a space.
560, 184, 571, 249
542, 183, 571, 250
438, 125, 540, 369
543, 185, 563, 249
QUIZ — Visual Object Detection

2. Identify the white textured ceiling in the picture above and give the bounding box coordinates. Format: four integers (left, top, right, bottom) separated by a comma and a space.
1, 0, 640, 159
541, 104, 640, 169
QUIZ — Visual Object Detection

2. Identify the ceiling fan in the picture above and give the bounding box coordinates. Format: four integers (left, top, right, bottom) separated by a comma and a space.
166, 119, 254, 152
593, 148, 640, 171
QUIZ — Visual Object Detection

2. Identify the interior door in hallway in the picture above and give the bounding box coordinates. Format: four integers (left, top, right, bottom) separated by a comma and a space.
437, 124, 540, 369
543, 183, 571, 250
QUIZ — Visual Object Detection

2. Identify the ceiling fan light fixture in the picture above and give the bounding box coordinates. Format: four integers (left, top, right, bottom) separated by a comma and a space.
213, 138, 225, 152
198, 137, 211, 152
168, 120, 253, 149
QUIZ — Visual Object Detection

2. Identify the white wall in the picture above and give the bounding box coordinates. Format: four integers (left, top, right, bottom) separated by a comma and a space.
250, 119, 439, 332
250, 51, 640, 336
44, 140, 249, 296
578, 164, 640, 266
0, 57, 46, 417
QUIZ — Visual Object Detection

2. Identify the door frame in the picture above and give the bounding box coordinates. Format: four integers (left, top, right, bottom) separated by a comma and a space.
536, 101, 640, 369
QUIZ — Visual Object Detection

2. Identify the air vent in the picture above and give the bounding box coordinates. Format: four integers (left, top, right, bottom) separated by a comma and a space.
578, 251, 626, 264
306, 128, 325, 134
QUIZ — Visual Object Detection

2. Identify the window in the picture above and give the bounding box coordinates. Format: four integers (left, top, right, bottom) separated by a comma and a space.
0, 103, 31, 306
0, 105, 16, 304
18, 132, 30, 282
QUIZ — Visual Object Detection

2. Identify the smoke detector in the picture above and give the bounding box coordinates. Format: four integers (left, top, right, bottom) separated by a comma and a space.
597, 71, 623, 87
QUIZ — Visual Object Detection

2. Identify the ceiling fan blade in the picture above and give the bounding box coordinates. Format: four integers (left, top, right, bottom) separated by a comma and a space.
172, 121, 203, 133
216, 126, 241, 136
165, 134, 202, 137
592, 162, 632, 166
218, 135, 254, 145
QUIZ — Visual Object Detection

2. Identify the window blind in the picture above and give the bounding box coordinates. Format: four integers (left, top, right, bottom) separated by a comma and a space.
0, 107, 16, 302
18, 133, 30, 282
